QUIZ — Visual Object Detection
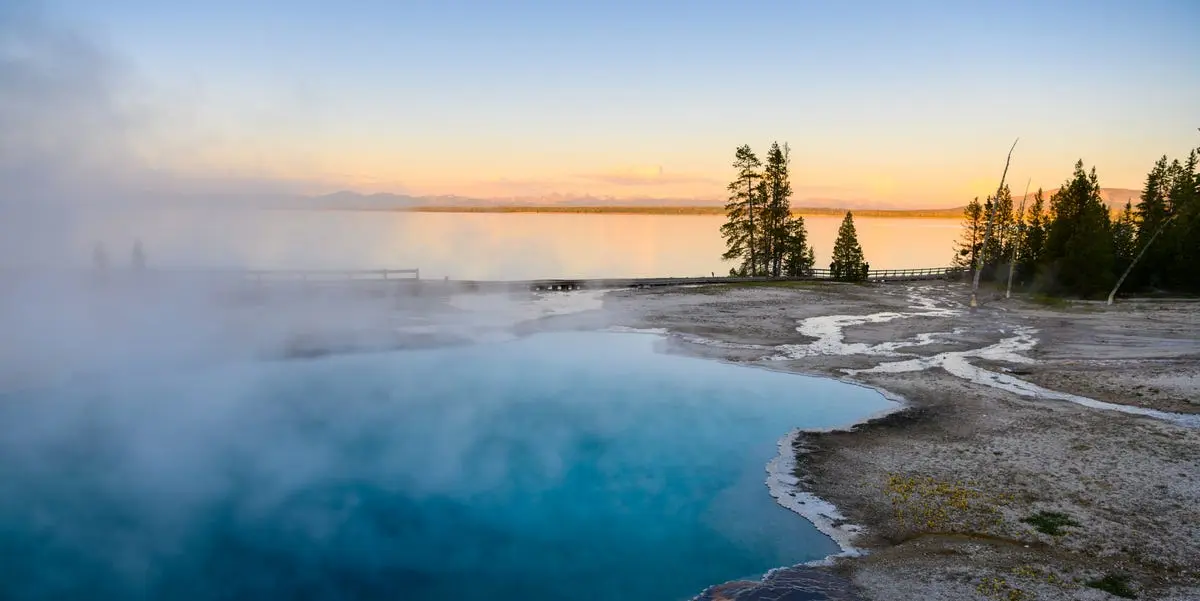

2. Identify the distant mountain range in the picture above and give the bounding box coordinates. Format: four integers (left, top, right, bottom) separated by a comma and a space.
281, 191, 950, 211
1092, 188, 1140, 210
1012, 187, 1140, 212
287, 192, 722, 210
251, 187, 1143, 216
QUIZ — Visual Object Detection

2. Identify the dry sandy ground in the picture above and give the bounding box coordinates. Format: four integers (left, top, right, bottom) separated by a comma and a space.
588, 281, 1200, 601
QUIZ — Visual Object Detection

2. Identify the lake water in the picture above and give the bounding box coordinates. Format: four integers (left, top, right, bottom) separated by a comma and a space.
34, 210, 959, 279
0, 332, 892, 601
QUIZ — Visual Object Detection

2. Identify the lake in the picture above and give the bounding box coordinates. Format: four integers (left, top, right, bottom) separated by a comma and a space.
0, 331, 893, 601
39, 210, 960, 280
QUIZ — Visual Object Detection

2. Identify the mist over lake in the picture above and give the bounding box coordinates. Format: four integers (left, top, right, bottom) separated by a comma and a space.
34, 210, 960, 279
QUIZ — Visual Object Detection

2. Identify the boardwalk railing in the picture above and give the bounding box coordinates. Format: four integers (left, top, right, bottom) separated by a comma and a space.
815, 266, 964, 281
520, 266, 964, 291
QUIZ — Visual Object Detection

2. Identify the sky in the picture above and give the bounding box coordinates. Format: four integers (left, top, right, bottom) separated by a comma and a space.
9, 0, 1200, 207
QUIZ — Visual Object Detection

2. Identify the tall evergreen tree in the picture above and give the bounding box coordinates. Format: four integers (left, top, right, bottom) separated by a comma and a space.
1163, 149, 1200, 291
830, 211, 869, 281
762, 141, 794, 277
1043, 160, 1115, 296
954, 197, 984, 271
1132, 156, 1171, 288
980, 185, 1014, 280
1111, 201, 1137, 277
1017, 189, 1047, 279
978, 196, 995, 278
1136, 156, 1171, 235
781, 215, 816, 277
1164, 157, 1192, 213
721, 145, 764, 276
996, 185, 1017, 261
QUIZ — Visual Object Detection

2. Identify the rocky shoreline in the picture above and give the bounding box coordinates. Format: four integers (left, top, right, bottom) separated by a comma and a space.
598, 281, 1200, 600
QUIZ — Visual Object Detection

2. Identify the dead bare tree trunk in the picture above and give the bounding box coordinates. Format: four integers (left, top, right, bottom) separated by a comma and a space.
971, 138, 1019, 309
1005, 178, 1031, 299
1107, 214, 1178, 305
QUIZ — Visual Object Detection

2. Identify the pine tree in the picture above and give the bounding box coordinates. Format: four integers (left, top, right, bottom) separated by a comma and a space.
1043, 160, 1115, 296
1136, 156, 1170, 237
978, 196, 995, 278
762, 142, 794, 277
1163, 149, 1200, 291
1017, 189, 1047, 280
1132, 156, 1171, 288
721, 145, 764, 276
980, 185, 1013, 280
1119, 147, 1200, 294
830, 211, 869, 281
1164, 157, 1192, 214
996, 185, 1016, 261
954, 197, 983, 271
1111, 201, 1137, 277
781, 215, 816, 277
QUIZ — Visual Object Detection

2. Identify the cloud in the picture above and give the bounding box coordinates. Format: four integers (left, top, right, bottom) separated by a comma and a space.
575, 165, 719, 187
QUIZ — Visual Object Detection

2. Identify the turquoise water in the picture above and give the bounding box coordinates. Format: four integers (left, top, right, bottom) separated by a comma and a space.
0, 332, 891, 601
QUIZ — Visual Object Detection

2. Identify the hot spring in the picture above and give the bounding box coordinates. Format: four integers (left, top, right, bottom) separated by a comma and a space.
0, 331, 892, 600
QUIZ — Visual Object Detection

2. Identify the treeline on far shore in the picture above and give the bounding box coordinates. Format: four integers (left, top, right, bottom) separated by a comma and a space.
349, 205, 965, 218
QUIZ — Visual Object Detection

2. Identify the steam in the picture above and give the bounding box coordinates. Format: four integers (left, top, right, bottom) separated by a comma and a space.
0, 3, 323, 270
0, 5, 132, 265
0, 9, 630, 599
0, 5, 136, 196
0, 7, 383, 381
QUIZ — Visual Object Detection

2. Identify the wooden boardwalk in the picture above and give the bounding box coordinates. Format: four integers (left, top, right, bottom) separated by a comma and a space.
519, 267, 964, 291
224, 265, 962, 291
